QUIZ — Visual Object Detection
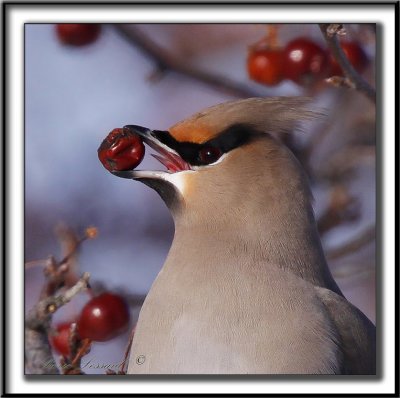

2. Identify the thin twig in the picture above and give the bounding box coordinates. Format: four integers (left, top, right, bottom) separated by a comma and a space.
25, 258, 49, 269
105, 326, 135, 375
319, 24, 376, 102
35, 227, 96, 299
326, 225, 375, 260
113, 24, 261, 99
56, 272, 91, 306
119, 326, 136, 374
70, 339, 92, 368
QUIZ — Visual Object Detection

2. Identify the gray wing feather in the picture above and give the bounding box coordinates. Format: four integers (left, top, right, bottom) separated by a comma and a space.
315, 286, 376, 375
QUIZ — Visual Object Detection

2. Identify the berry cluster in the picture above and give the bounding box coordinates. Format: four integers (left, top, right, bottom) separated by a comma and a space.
49, 292, 130, 358
247, 37, 368, 87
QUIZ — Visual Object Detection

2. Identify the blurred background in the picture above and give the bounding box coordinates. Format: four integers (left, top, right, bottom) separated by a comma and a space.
25, 24, 376, 374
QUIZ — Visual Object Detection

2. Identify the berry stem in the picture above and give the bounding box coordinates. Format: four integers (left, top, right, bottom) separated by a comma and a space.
266, 24, 279, 48
71, 338, 92, 368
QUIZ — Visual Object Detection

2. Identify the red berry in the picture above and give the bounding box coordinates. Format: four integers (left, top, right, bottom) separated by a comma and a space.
77, 293, 130, 342
247, 49, 284, 86
283, 38, 330, 85
56, 24, 101, 46
98, 128, 145, 172
329, 41, 369, 76
49, 322, 75, 357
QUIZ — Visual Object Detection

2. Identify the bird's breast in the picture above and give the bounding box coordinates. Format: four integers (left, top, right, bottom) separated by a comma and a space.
128, 256, 341, 374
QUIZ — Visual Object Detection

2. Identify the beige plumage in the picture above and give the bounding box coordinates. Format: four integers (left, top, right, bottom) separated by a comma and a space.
115, 97, 375, 374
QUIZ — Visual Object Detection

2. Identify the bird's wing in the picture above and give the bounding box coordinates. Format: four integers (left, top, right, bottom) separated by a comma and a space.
315, 286, 376, 375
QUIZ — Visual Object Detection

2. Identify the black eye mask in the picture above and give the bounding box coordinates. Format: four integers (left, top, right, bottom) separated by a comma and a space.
152, 124, 257, 166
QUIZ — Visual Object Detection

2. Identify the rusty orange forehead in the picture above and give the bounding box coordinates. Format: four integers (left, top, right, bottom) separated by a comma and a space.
169, 121, 219, 144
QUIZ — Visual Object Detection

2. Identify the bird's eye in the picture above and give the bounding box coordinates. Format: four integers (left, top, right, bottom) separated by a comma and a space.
198, 146, 223, 165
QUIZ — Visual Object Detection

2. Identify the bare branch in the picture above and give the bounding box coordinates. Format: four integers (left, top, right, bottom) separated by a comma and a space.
25, 273, 90, 374
113, 24, 261, 99
326, 225, 375, 260
24, 328, 59, 374
319, 23, 376, 102
332, 261, 374, 280
316, 145, 375, 182
26, 273, 90, 330
325, 24, 347, 37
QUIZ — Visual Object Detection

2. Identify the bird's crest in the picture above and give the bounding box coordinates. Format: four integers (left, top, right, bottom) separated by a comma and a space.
169, 97, 321, 144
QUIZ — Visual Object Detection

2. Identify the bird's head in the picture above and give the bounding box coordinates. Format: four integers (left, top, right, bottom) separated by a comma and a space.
114, 97, 318, 229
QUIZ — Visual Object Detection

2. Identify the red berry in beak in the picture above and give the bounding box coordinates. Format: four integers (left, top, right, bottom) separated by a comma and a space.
98, 128, 145, 172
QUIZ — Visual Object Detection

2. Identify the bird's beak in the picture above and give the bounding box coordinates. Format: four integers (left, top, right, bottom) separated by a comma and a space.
111, 125, 191, 183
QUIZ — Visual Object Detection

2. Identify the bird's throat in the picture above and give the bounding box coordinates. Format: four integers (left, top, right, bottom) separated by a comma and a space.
172, 198, 342, 295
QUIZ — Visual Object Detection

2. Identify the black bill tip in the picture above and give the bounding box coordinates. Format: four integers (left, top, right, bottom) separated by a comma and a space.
123, 125, 151, 138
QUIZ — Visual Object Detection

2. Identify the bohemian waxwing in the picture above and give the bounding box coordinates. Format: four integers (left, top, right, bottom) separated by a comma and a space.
114, 97, 375, 374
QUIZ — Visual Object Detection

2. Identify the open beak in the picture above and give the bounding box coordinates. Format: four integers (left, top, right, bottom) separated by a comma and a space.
111, 125, 191, 181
